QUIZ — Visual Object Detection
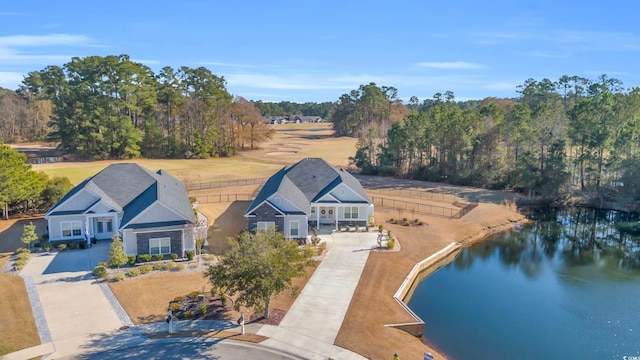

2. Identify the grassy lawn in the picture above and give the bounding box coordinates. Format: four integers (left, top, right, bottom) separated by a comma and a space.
0, 253, 40, 355
33, 123, 356, 186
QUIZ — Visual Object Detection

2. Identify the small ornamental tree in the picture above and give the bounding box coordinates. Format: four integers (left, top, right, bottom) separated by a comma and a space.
108, 235, 128, 271
204, 228, 311, 318
21, 222, 38, 251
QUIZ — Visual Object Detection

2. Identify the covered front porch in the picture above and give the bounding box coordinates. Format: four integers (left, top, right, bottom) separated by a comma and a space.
307, 203, 372, 231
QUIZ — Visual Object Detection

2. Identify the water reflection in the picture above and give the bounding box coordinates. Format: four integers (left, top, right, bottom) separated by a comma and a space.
409, 207, 640, 360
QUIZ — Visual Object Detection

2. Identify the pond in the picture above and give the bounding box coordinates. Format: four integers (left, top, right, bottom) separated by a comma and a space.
408, 207, 640, 360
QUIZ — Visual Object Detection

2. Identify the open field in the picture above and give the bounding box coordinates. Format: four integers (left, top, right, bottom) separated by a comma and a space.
32, 123, 356, 185
4, 122, 525, 358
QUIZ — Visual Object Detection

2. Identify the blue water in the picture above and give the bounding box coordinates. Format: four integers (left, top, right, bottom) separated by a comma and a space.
408, 207, 640, 360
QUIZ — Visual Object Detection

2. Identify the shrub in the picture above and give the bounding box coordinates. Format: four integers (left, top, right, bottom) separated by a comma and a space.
220, 289, 227, 307
170, 253, 179, 262
402, 217, 408, 222
368, 216, 375, 226
388, 232, 395, 249
354, 224, 360, 232
154, 254, 164, 261
198, 304, 207, 315
138, 254, 152, 262
169, 303, 182, 312
414, 218, 420, 223
98, 261, 108, 268
185, 250, 195, 261
126, 268, 141, 277
79, 241, 88, 249
15, 259, 28, 269
174, 296, 184, 302
152, 262, 165, 271
200, 249, 207, 255
92, 265, 107, 277
317, 242, 327, 255
113, 273, 126, 282
138, 264, 153, 274
16, 247, 29, 254
16, 252, 30, 261
57, 243, 67, 251
345, 226, 351, 232
189, 263, 199, 269
184, 310, 193, 319
68, 241, 78, 250
188, 291, 200, 299
127, 256, 137, 266
173, 263, 186, 271
378, 224, 384, 232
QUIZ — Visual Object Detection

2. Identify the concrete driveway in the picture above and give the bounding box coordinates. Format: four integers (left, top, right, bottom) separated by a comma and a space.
258, 231, 377, 360
18, 241, 131, 359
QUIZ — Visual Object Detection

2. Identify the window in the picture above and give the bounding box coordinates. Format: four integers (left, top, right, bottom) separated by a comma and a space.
61, 221, 82, 237
257, 222, 276, 232
290, 221, 299, 237
96, 218, 104, 233
150, 237, 171, 255
310, 207, 316, 214
344, 207, 359, 219
106, 218, 113, 232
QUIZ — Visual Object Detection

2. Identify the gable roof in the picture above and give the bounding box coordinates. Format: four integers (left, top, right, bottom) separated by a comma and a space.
47, 163, 195, 227
245, 158, 370, 216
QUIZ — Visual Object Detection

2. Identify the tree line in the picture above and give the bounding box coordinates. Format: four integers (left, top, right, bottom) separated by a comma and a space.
10, 54, 274, 159
341, 77, 640, 207
0, 143, 72, 219
252, 100, 333, 118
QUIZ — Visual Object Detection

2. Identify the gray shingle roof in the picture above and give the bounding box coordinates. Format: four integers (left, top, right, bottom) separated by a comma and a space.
47, 163, 195, 228
245, 158, 370, 216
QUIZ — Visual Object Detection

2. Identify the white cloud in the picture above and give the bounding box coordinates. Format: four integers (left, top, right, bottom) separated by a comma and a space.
0, 48, 72, 63
0, 71, 25, 90
416, 61, 485, 70
0, 34, 94, 47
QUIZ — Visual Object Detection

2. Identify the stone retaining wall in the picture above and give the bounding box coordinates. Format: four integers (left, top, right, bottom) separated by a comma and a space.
385, 242, 462, 337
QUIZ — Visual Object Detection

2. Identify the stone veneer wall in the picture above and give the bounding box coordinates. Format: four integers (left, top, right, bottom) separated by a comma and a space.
136, 230, 183, 256
247, 203, 285, 233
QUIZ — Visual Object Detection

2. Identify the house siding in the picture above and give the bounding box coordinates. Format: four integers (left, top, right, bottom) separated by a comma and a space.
136, 230, 183, 256
248, 203, 284, 233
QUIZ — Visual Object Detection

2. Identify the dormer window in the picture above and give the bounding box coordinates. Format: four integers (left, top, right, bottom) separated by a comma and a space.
339, 188, 345, 196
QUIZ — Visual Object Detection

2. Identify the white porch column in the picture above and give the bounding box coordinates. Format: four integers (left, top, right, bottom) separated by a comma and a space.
334, 205, 338, 229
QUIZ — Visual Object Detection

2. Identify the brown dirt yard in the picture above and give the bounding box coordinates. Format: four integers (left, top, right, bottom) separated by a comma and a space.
0, 218, 42, 356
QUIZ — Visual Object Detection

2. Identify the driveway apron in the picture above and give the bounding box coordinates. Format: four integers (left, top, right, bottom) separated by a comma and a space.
19, 241, 129, 358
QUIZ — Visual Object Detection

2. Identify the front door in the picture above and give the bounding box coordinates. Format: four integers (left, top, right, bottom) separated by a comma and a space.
319, 207, 334, 224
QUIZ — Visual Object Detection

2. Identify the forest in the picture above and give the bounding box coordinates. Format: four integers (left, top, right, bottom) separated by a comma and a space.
1, 54, 639, 208
334, 78, 640, 207
1, 54, 273, 159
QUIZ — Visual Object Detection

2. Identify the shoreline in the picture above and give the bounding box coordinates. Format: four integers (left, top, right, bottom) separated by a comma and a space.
335, 202, 527, 359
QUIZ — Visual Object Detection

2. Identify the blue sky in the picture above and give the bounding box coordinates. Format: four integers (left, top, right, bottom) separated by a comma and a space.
0, 1, 638, 103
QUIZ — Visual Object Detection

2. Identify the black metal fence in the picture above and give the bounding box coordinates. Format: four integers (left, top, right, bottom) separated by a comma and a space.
365, 188, 458, 203
193, 193, 254, 203
371, 196, 478, 219
190, 177, 266, 191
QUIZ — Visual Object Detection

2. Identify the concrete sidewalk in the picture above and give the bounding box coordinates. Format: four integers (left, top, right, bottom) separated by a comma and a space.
258, 231, 377, 360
